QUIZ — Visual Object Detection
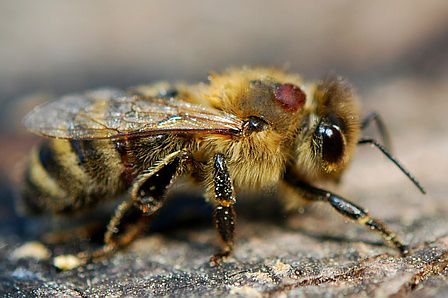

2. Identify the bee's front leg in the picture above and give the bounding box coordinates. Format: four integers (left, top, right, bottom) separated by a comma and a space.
210, 154, 236, 265
283, 168, 410, 256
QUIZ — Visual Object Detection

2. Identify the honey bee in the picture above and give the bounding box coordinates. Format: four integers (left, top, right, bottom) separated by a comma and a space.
20, 67, 425, 269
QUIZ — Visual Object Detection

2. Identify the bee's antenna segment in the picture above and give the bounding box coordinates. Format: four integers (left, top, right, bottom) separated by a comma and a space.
358, 137, 426, 194
361, 112, 392, 151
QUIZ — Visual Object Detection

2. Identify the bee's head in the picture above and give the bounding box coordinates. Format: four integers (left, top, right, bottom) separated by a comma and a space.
207, 69, 358, 180
293, 77, 360, 180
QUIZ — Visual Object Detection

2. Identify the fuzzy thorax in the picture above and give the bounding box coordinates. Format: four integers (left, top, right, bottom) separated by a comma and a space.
203, 129, 288, 193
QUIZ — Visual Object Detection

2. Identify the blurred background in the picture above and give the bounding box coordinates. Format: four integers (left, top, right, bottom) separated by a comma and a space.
0, 1, 447, 237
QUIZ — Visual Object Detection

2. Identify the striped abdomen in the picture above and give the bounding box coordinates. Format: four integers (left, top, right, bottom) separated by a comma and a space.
20, 134, 181, 216
21, 139, 129, 215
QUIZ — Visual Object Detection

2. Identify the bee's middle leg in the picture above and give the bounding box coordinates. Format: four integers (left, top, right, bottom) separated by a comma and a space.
210, 154, 236, 265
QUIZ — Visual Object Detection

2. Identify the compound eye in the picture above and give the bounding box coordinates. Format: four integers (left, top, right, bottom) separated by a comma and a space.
319, 124, 345, 165
274, 84, 306, 112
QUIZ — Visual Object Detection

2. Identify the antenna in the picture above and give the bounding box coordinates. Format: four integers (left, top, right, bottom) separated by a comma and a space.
358, 137, 426, 194
361, 112, 392, 151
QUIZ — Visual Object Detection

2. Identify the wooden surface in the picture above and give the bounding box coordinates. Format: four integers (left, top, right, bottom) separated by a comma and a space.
0, 1, 447, 296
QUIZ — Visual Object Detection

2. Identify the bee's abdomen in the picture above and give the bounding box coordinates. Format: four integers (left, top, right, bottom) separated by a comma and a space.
20, 139, 126, 215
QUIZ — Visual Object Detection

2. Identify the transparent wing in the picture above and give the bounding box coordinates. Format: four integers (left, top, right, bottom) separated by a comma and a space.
24, 88, 242, 140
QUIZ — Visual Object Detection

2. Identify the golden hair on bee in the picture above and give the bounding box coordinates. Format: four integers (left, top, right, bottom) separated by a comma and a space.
20, 66, 425, 270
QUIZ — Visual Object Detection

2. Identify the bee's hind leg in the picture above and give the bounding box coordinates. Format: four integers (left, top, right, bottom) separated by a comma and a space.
78, 200, 152, 265
54, 149, 192, 270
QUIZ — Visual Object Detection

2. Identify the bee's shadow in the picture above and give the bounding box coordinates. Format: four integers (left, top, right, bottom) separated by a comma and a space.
149, 193, 286, 235
11, 190, 385, 254
297, 230, 386, 248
